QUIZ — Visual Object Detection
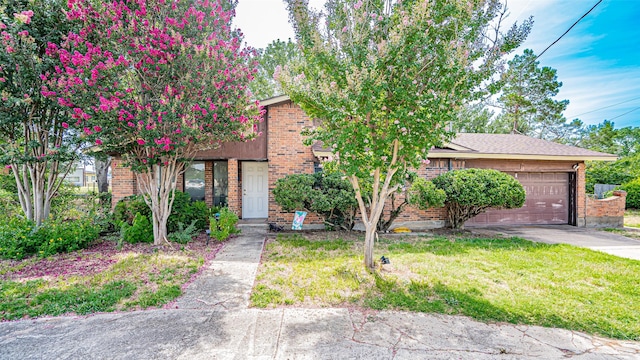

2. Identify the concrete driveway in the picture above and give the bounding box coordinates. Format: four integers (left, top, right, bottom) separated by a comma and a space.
474, 225, 640, 261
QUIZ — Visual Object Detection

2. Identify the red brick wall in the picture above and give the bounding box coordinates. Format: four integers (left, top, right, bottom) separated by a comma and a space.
266, 101, 322, 226
204, 161, 213, 207
111, 156, 138, 207
228, 159, 240, 216
576, 162, 587, 226
585, 190, 626, 228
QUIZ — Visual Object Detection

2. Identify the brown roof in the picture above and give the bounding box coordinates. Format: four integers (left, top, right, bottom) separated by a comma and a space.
311, 133, 617, 161
429, 133, 616, 161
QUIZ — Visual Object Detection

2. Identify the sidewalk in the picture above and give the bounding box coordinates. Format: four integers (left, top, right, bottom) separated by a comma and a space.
1, 225, 639, 359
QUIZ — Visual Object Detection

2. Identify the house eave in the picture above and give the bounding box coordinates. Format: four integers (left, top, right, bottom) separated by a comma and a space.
259, 95, 290, 107
427, 153, 618, 162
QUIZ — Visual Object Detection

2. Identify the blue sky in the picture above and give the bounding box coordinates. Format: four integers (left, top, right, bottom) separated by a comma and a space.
235, 0, 640, 128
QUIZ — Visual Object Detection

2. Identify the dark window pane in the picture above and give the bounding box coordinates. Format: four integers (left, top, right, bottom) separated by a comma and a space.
184, 162, 205, 201
213, 161, 228, 207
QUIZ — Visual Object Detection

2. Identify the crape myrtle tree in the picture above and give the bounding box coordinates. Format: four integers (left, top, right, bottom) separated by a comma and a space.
46, 0, 262, 244
0, 0, 82, 225
279, 0, 531, 270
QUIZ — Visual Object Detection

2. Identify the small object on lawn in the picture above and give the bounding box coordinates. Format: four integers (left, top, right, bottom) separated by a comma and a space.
292, 211, 307, 230
269, 223, 284, 232
380, 256, 390, 265
392, 227, 411, 233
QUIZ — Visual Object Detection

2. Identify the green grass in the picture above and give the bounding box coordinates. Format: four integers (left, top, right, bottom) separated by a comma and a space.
0, 251, 204, 320
251, 234, 640, 341
625, 209, 640, 228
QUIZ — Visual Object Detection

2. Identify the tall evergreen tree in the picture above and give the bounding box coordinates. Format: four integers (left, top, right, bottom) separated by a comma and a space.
494, 49, 582, 142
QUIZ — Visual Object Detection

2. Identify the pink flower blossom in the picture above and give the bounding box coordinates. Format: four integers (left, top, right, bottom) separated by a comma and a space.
61, 122, 69, 129
93, 125, 102, 132
17, 30, 28, 37
354, 1, 363, 10
95, 139, 103, 145
137, 139, 145, 145
342, 26, 347, 33
13, 10, 33, 24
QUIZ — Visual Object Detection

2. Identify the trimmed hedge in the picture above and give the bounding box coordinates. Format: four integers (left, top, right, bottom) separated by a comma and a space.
432, 168, 525, 229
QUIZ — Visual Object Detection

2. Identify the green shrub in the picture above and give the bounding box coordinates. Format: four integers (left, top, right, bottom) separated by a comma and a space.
168, 220, 199, 244
432, 168, 526, 229
0, 217, 101, 260
209, 208, 239, 241
113, 191, 211, 233
34, 218, 101, 257
113, 195, 152, 226
0, 218, 39, 260
621, 179, 640, 209
585, 155, 640, 193
121, 213, 154, 244
273, 172, 357, 230
407, 178, 446, 211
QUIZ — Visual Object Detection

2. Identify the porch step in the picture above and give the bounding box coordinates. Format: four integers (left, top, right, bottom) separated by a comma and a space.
238, 218, 268, 230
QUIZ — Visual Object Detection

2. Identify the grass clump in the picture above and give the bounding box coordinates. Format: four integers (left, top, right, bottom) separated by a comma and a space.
252, 233, 640, 340
0, 239, 211, 320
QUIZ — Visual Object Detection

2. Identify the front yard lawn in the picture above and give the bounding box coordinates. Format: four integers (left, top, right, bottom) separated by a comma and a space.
625, 209, 640, 228
0, 234, 221, 320
251, 233, 640, 341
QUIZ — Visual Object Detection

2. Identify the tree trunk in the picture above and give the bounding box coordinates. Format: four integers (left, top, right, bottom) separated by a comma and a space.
349, 139, 401, 271
136, 160, 183, 245
95, 157, 111, 193
10, 160, 71, 226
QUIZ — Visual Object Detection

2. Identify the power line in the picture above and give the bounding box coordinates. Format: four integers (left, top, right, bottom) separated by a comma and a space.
607, 106, 640, 121
566, 95, 640, 119
533, 0, 603, 62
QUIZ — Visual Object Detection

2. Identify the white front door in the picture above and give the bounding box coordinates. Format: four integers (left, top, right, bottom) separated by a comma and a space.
242, 162, 269, 218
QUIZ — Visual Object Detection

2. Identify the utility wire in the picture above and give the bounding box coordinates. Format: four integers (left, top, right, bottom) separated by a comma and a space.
607, 106, 640, 121
566, 95, 640, 119
533, 0, 602, 62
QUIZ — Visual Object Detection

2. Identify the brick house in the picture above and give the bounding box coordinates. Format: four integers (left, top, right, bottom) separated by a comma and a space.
111, 95, 622, 229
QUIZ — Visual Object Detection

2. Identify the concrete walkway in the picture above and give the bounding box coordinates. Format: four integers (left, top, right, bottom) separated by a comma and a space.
475, 225, 640, 261
1, 225, 640, 359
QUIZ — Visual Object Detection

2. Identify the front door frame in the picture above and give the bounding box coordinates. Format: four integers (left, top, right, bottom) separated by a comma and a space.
241, 161, 269, 218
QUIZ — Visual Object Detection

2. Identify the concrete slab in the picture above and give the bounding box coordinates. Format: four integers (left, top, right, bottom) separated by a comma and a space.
478, 225, 640, 261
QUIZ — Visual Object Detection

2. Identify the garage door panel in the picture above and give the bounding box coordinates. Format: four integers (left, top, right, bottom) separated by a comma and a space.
467, 172, 569, 226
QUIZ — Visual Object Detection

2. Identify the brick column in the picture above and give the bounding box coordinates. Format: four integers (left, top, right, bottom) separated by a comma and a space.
576, 162, 587, 227
228, 159, 239, 215
111, 156, 138, 208
204, 161, 213, 207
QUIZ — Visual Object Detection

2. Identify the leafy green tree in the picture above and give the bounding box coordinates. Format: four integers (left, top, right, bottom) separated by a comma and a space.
581, 120, 640, 157
455, 103, 500, 133
580, 121, 640, 196
0, 0, 82, 225
250, 39, 299, 100
432, 169, 525, 229
273, 172, 358, 230
494, 49, 582, 142
279, 0, 531, 269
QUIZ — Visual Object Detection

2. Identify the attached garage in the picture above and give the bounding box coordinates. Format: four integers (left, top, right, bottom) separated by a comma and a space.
467, 172, 570, 226
427, 133, 616, 228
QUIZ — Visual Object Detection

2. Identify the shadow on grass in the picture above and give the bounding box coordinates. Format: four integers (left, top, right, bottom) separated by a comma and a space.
0, 280, 136, 320
386, 236, 555, 256
364, 275, 639, 341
